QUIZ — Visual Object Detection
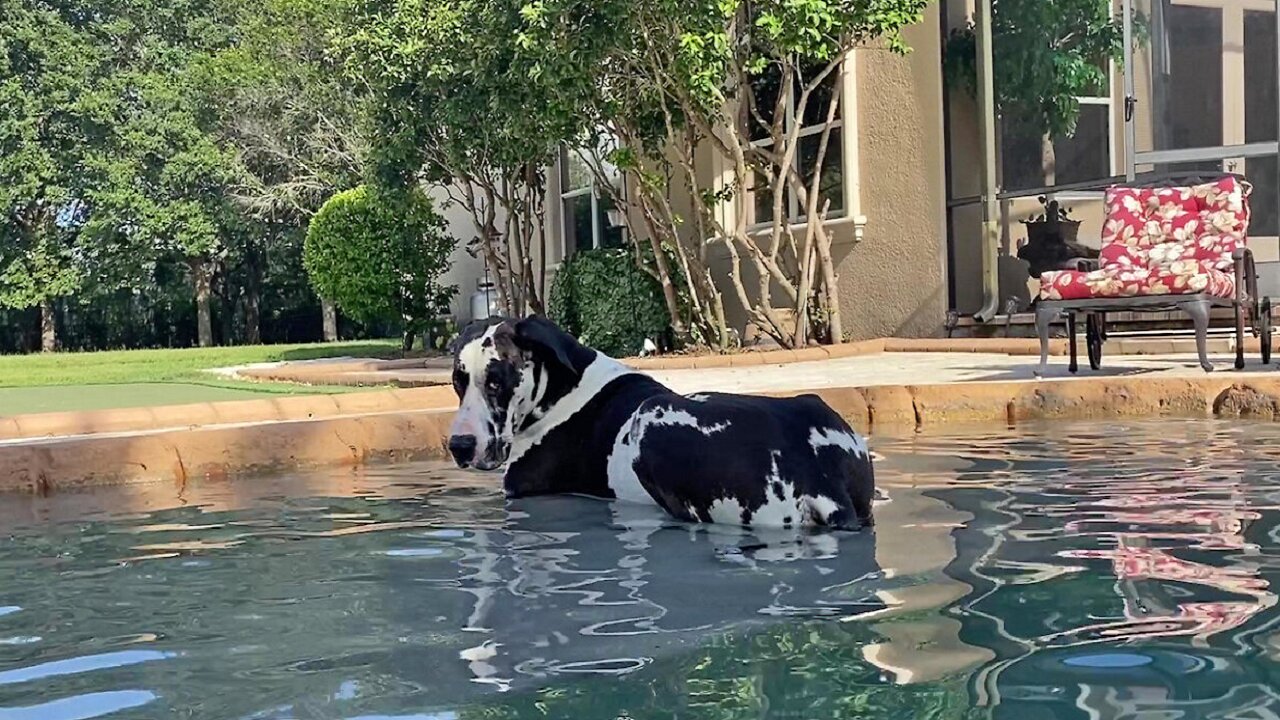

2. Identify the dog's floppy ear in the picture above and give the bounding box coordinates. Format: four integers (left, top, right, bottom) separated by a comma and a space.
513, 315, 577, 371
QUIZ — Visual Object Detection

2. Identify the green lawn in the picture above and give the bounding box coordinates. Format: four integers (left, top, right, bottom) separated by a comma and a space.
0, 340, 405, 416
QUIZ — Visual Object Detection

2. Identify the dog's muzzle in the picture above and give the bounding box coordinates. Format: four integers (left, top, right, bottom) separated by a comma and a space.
448, 434, 509, 471
448, 434, 478, 467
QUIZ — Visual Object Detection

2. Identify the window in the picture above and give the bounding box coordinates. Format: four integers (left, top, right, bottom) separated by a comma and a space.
559, 145, 625, 260
745, 63, 846, 225
999, 65, 1115, 192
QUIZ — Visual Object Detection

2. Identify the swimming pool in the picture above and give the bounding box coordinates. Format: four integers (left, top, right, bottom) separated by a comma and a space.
2, 419, 1279, 718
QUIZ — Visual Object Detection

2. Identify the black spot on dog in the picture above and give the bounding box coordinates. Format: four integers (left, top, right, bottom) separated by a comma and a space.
771, 481, 785, 501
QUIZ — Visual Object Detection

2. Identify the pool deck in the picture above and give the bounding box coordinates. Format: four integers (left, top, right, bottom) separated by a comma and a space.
5, 336, 1280, 493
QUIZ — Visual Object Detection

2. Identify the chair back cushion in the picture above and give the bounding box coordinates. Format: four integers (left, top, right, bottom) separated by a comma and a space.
1100, 177, 1252, 276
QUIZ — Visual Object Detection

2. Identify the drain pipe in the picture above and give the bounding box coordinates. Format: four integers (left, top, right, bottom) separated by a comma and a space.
973, 0, 1001, 322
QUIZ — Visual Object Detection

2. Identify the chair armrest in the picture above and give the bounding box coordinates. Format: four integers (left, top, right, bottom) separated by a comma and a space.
1233, 247, 1253, 261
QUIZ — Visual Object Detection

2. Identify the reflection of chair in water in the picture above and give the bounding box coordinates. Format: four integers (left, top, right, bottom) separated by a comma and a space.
936, 468, 1279, 717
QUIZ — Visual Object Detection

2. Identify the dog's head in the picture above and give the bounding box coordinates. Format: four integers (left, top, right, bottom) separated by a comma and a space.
446, 315, 586, 470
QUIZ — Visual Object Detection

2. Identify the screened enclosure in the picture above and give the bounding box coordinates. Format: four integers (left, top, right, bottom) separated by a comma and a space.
945, 0, 1280, 320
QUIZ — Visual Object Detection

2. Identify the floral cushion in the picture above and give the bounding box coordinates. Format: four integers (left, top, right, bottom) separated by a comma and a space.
1040, 263, 1236, 300
1039, 177, 1252, 300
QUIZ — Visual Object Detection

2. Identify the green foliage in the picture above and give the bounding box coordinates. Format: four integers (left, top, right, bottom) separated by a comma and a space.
517, 0, 929, 348
343, 0, 586, 185
518, 0, 929, 140
944, 0, 1134, 139
304, 185, 458, 332
549, 248, 670, 358
211, 0, 366, 219
0, 0, 104, 311
85, 73, 242, 263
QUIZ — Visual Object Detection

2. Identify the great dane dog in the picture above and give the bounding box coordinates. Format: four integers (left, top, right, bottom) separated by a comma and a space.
446, 316, 874, 530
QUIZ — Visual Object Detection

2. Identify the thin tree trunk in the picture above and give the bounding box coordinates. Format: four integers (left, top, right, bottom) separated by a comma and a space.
219, 276, 234, 346
244, 287, 261, 345
815, 233, 842, 343
39, 298, 56, 353
1042, 133, 1057, 187
192, 259, 214, 348
322, 299, 338, 342
244, 243, 263, 345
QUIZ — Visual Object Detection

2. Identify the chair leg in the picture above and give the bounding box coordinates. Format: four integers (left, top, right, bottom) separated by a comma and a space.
1182, 299, 1214, 373
1067, 313, 1079, 374
1035, 305, 1058, 378
1234, 301, 1246, 370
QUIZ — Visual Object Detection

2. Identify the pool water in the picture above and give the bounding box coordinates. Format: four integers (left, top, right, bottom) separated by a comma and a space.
3, 419, 1280, 719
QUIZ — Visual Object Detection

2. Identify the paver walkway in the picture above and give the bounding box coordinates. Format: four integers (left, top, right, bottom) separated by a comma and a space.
240, 351, 1275, 397
648, 352, 1273, 394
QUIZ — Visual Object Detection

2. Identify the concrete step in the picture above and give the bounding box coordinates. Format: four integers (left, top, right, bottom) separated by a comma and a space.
1086, 333, 1277, 356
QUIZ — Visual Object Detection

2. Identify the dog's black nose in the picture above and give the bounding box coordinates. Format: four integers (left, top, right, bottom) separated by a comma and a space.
448, 434, 478, 467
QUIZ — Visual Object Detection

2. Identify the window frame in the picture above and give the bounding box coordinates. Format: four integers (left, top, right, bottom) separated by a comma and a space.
1057, 63, 1118, 200
998, 61, 1118, 200
745, 64, 848, 228
557, 144, 627, 264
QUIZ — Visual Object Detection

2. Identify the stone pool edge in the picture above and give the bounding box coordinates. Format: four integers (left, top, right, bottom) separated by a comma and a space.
3, 374, 1279, 494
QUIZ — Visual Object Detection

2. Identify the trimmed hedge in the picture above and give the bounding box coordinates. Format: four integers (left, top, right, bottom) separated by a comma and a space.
303, 185, 455, 337
549, 248, 669, 358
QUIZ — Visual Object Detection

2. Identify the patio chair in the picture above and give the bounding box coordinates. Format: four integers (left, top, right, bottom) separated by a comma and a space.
1034, 173, 1272, 376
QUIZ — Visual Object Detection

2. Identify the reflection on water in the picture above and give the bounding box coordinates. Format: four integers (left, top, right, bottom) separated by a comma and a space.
2, 420, 1280, 718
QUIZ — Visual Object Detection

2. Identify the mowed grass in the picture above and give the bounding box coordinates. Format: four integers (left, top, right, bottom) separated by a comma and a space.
0, 340, 405, 416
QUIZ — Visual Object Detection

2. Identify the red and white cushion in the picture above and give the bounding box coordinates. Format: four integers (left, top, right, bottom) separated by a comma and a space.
1040, 177, 1251, 300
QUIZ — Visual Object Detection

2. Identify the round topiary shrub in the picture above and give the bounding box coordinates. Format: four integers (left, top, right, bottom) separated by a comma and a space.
304, 185, 457, 348
549, 247, 670, 358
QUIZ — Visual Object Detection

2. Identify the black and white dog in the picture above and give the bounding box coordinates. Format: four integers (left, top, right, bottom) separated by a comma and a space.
446, 316, 874, 530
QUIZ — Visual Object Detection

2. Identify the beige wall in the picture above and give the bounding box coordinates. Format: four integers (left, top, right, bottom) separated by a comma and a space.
429, 187, 489, 322
845, 8, 949, 339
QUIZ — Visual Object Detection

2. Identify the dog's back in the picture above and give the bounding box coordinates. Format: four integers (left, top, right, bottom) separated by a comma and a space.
609, 391, 874, 530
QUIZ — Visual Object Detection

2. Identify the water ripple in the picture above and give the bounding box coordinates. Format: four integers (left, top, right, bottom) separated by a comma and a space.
0, 650, 174, 686
0, 690, 157, 720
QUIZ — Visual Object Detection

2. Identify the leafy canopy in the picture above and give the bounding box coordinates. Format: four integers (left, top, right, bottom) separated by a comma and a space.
0, 0, 108, 308
944, 0, 1130, 138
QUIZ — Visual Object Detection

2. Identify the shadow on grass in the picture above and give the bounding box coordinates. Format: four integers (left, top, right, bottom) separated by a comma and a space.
276, 343, 445, 363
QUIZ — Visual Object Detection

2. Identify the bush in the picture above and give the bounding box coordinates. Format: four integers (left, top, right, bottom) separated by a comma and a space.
304, 185, 457, 347
549, 248, 670, 358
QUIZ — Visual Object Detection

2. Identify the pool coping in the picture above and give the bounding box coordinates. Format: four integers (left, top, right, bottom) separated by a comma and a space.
4, 365, 1280, 494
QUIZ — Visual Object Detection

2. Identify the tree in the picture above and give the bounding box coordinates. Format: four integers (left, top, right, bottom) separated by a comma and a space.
518, 0, 931, 348
86, 71, 243, 348
944, 0, 1132, 186
210, 0, 369, 342
343, 0, 596, 318
303, 185, 457, 350
0, 0, 106, 351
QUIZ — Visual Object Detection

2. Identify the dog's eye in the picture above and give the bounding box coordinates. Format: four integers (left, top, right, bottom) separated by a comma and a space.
486, 378, 502, 393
